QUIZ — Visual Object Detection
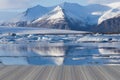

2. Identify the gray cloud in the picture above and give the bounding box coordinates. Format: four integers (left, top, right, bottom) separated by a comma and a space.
88, 0, 120, 4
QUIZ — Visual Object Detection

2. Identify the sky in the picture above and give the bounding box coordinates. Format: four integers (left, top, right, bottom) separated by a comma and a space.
0, 0, 120, 10
0, 0, 119, 22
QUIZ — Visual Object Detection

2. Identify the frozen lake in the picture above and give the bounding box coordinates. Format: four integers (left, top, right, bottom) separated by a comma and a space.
0, 26, 120, 65
0, 41, 120, 65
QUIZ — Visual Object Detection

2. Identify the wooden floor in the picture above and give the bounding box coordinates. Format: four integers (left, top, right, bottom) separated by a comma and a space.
0, 66, 119, 80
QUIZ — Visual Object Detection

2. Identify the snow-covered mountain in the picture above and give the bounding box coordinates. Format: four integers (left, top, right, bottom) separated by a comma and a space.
97, 16, 120, 33
98, 8, 120, 24
97, 8, 120, 33
1, 2, 120, 33
11, 5, 53, 23
95, 2, 120, 33
30, 3, 87, 30
98, 3, 120, 24
29, 2, 111, 30
1, 5, 53, 27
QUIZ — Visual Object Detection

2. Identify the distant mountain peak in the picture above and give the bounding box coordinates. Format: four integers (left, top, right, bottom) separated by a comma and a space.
26, 5, 46, 12
12, 5, 51, 22
33, 6, 65, 23
59, 2, 82, 8
53, 6, 63, 11
60, 2, 79, 5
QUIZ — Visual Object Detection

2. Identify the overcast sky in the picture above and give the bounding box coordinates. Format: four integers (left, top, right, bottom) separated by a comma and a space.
0, 0, 119, 10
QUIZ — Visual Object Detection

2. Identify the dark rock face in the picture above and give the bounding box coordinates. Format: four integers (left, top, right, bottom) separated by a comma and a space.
96, 16, 120, 33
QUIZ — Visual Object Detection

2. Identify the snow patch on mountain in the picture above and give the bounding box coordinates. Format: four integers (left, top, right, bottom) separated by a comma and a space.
32, 6, 65, 24
47, 6, 64, 20
98, 8, 120, 24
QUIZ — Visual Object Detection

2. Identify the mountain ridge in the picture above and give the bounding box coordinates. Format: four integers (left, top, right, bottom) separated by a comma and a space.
1, 2, 120, 33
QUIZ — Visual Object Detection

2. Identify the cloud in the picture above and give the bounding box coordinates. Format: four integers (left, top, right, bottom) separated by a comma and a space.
88, 0, 120, 4
0, 0, 119, 9
0, 0, 33, 9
